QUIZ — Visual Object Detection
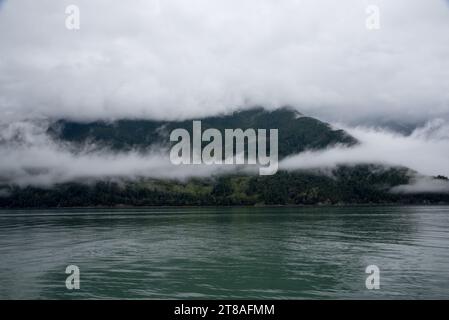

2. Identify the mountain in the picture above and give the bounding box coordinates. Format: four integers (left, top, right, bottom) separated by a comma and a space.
1, 107, 449, 208
48, 107, 357, 158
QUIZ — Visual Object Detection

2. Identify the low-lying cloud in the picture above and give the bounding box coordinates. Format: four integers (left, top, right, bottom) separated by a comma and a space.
0, 120, 240, 186
0, 118, 449, 191
391, 176, 449, 194
281, 119, 449, 179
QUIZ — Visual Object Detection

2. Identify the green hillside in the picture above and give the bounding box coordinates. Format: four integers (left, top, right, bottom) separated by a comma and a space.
2, 165, 449, 208
48, 107, 357, 158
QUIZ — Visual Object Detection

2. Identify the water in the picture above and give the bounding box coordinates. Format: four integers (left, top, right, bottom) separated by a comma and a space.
0, 206, 448, 299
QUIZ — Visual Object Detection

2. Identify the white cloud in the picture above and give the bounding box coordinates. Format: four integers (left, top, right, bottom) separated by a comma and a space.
0, 0, 448, 123
391, 176, 449, 194
0, 120, 240, 185
280, 119, 449, 178
0, 118, 448, 187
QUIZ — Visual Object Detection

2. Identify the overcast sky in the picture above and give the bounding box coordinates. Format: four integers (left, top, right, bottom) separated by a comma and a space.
0, 0, 449, 123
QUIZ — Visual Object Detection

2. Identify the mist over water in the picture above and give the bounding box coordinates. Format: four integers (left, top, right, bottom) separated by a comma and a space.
1, 206, 449, 299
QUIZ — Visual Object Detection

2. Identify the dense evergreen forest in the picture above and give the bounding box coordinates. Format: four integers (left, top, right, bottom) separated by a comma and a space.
2, 166, 449, 208
48, 107, 357, 158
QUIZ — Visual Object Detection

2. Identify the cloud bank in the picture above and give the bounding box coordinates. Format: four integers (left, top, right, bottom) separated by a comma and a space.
0, 118, 448, 189
391, 177, 449, 194
0, 0, 448, 123
0, 120, 239, 186
281, 119, 449, 178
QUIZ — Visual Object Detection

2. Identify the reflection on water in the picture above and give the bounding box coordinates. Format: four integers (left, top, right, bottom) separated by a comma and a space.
0, 206, 448, 299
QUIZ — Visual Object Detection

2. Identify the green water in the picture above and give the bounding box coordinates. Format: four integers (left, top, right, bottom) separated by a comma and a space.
0, 206, 448, 299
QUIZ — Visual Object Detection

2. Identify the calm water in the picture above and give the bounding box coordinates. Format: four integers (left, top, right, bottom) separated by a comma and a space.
0, 206, 448, 299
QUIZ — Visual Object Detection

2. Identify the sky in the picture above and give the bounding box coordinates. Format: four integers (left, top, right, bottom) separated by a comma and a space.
0, 0, 449, 188
0, 0, 448, 123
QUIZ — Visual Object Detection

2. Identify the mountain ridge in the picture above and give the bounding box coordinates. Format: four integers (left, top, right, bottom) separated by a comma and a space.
47, 107, 358, 158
